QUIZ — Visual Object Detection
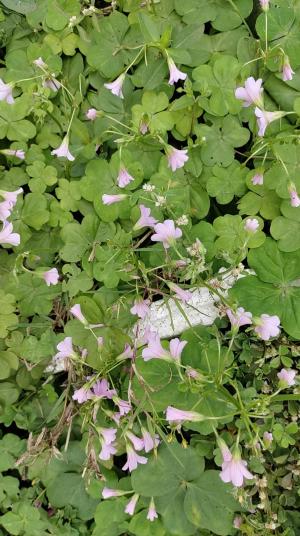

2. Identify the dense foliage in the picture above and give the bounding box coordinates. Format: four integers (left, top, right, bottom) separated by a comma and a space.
0, 0, 299, 535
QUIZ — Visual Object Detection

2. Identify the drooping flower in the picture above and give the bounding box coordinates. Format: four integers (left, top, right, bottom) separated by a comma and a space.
220, 444, 254, 487
147, 498, 158, 522
259, 0, 269, 10
43, 78, 61, 91
102, 487, 124, 499
54, 337, 74, 361
0, 201, 12, 221
289, 185, 300, 207
142, 332, 170, 361
133, 205, 157, 230
168, 282, 192, 303
165, 406, 203, 424
226, 307, 252, 329
169, 338, 187, 361
70, 304, 88, 325
1, 149, 25, 160
126, 431, 144, 451
166, 146, 189, 171
104, 73, 125, 98
263, 431, 273, 447
151, 219, 182, 249
99, 442, 117, 461
0, 221, 20, 246
102, 193, 127, 205
254, 314, 280, 341
51, 136, 75, 161
100, 428, 117, 445
0, 79, 14, 104
277, 368, 297, 387
72, 386, 93, 403
235, 77, 263, 107
125, 494, 139, 516
122, 445, 148, 472
86, 108, 98, 120
255, 107, 286, 137
0, 188, 23, 206
252, 171, 264, 185
282, 57, 295, 82
43, 268, 59, 286
130, 297, 151, 319
114, 397, 131, 416
167, 57, 187, 85
117, 167, 134, 188
141, 428, 159, 453
244, 218, 259, 232
93, 378, 116, 399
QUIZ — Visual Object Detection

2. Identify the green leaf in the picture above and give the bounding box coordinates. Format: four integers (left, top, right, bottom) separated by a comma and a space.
0, 290, 18, 338
47, 472, 98, 520
21, 193, 49, 230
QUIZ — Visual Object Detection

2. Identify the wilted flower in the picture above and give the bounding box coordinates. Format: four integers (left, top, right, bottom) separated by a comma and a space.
252, 171, 264, 185
86, 108, 98, 120
255, 107, 285, 137
244, 218, 259, 232
165, 406, 203, 424
117, 167, 134, 188
151, 219, 182, 249
130, 297, 151, 319
166, 146, 189, 171
220, 443, 254, 487
43, 268, 59, 286
102, 487, 124, 499
102, 193, 127, 205
0, 221, 20, 246
133, 205, 157, 230
43, 78, 61, 91
226, 307, 252, 328
72, 386, 93, 403
0, 79, 14, 104
282, 57, 295, 82
254, 314, 280, 341
122, 445, 148, 472
169, 282, 192, 303
263, 432, 273, 447
104, 73, 125, 98
147, 498, 158, 521
125, 494, 139, 516
114, 397, 131, 416
51, 136, 74, 161
167, 57, 187, 85
233, 516, 243, 529
235, 77, 263, 107
277, 368, 297, 387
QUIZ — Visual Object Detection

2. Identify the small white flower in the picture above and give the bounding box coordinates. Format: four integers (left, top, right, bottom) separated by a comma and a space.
155, 195, 166, 207
176, 215, 188, 226
143, 183, 155, 192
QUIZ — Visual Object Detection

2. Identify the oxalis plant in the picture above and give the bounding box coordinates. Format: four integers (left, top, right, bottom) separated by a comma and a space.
0, 0, 299, 535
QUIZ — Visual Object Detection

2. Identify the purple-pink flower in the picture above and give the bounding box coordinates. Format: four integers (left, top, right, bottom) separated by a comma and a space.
125, 494, 139, 515
130, 297, 151, 319
126, 431, 144, 451
51, 136, 74, 161
169, 338, 187, 361
70, 304, 88, 325
117, 167, 134, 188
140, 121, 148, 135
289, 186, 300, 208
255, 107, 285, 137
122, 445, 147, 472
104, 73, 125, 98
72, 386, 93, 404
102, 194, 127, 205
259, 0, 269, 10
93, 378, 116, 399
277, 368, 297, 387
252, 172, 264, 185
142, 332, 169, 361
282, 58, 295, 82
167, 57, 187, 85
233, 516, 243, 529
254, 314, 280, 341
263, 431, 273, 446
86, 108, 98, 120
244, 218, 259, 232
0, 188, 23, 206
226, 307, 252, 328
43, 268, 59, 286
54, 337, 74, 362
235, 77, 263, 108
102, 487, 124, 499
114, 397, 131, 416
133, 205, 157, 230
220, 444, 254, 487
0, 221, 20, 246
141, 428, 159, 453
43, 78, 61, 92
99, 442, 117, 461
169, 282, 192, 303
167, 146, 189, 171
0, 201, 12, 221
1, 149, 25, 160
165, 406, 203, 424
147, 498, 158, 522
151, 219, 182, 249
0, 78, 14, 104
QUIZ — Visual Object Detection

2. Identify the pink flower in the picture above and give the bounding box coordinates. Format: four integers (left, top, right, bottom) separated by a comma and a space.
130, 297, 151, 319
0, 79, 14, 104
141, 428, 159, 453
51, 136, 74, 161
0, 188, 23, 206
0, 201, 12, 221
72, 387, 93, 403
147, 498, 158, 522
126, 431, 144, 451
104, 73, 125, 98
122, 445, 148, 472
99, 442, 117, 461
169, 282, 192, 303
233, 516, 243, 529
169, 338, 187, 361
54, 337, 74, 360
102, 487, 124, 499
289, 186, 300, 207
142, 332, 170, 361
244, 218, 259, 232
165, 406, 202, 424
235, 77, 263, 107
133, 205, 157, 230
167, 57, 187, 85
1, 149, 25, 160
226, 307, 252, 328
43, 268, 59, 286
254, 314, 280, 341
114, 397, 131, 416
117, 167, 134, 188
100, 428, 117, 444
167, 146, 189, 171
259, 0, 269, 10
140, 121, 148, 134
263, 432, 273, 446
93, 378, 116, 399
86, 108, 98, 120
70, 304, 88, 325
282, 58, 295, 82
277, 368, 297, 387
220, 445, 254, 488
151, 219, 182, 249
252, 172, 264, 185
186, 367, 201, 380
102, 194, 127, 205
43, 78, 61, 91
0, 221, 20, 246
34, 57, 47, 69
125, 494, 139, 515
255, 107, 285, 137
